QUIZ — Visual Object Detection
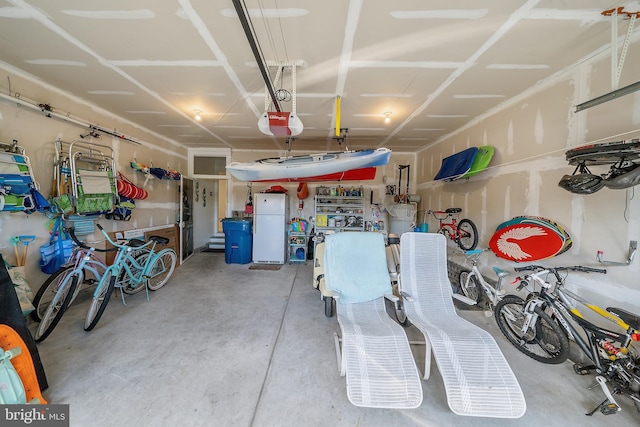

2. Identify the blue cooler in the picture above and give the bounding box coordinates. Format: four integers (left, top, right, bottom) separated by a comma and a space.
221, 218, 253, 264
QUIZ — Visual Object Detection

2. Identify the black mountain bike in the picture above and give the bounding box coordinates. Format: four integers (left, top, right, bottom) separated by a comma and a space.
494, 265, 640, 416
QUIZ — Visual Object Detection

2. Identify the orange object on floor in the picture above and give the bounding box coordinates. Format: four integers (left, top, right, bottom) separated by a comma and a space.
0, 325, 47, 404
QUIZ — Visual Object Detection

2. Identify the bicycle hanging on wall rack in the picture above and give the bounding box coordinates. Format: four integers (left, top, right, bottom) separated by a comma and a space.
494, 265, 640, 416
427, 208, 478, 250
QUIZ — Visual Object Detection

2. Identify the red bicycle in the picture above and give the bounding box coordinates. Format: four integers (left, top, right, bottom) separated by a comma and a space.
427, 208, 478, 250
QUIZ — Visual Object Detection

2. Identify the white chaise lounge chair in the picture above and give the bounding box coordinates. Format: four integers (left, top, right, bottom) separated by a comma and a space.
324, 232, 423, 409
399, 232, 526, 418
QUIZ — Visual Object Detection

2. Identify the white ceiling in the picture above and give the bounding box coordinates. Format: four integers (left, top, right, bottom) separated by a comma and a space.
0, 0, 637, 153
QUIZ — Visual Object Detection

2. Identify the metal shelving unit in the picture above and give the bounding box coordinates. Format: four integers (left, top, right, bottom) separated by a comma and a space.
314, 190, 365, 234
288, 231, 307, 264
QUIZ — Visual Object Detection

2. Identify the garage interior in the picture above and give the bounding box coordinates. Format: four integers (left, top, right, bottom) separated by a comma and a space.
1, 1, 640, 425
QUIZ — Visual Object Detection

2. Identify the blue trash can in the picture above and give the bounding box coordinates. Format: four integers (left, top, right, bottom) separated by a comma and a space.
221, 218, 253, 264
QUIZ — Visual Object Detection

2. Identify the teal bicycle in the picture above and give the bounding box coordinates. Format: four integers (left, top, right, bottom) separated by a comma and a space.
84, 224, 177, 331
32, 227, 152, 342
31, 231, 110, 342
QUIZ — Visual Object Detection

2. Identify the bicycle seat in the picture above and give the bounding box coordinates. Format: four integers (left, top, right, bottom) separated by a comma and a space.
445, 208, 461, 214
492, 267, 509, 279
149, 235, 170, 245
127, 239, 146, 247
607, 307, 640, 330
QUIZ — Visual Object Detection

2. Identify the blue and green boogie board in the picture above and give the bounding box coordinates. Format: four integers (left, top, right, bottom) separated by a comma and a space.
434, 147, 478, 181
462, 146, 494, 178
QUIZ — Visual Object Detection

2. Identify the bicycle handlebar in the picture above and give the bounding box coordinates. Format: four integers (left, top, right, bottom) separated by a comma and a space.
561, 266, 607, 274
95, 223, 153, 251
514, 265, 606, 274
64, 226, 118, 253
514, 265, 544, 272
427, 209, 452, 216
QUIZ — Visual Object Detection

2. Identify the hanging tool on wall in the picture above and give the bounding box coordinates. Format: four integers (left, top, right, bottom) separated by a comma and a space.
296, 182, 309, 211
9, 235, 36, 266
10, 236, 20, 266
245, 183, 253, 215
19, 236, 35, 266
396, 164, 411, 203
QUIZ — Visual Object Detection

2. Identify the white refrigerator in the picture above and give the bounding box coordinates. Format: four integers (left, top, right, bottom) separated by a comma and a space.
252, 193, 289, 264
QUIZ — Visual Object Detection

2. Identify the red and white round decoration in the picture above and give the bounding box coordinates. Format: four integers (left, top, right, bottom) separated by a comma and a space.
489, 223, 565, 262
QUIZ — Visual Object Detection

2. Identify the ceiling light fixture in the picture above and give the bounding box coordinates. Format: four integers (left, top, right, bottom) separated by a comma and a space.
384, 112, 392, 124
194, 109, 203, 121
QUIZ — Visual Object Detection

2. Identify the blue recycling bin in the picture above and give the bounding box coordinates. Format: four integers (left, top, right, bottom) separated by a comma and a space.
221, 218, 253, 264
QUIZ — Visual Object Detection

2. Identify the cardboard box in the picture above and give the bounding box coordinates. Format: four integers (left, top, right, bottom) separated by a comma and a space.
105, 225, 179, 265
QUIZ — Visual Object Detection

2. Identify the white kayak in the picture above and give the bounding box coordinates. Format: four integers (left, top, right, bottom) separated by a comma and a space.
226, 148, 391, 181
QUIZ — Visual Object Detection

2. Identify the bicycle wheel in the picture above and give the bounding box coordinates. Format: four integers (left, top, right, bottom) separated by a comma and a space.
120, 250, 149, 295
494, 295, 569, 364
456, 219, 478, 251
146, 250, 177, 291
457, 270, 483, 304
84, 269, 116, 331
34, 274, 79, 343
31, 266, 74, 322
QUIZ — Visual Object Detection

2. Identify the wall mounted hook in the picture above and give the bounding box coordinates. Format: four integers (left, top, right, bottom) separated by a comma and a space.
597, 240, 637, 266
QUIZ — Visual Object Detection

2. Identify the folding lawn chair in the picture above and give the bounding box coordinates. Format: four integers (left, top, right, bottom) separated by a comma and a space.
52, 139, 117, 216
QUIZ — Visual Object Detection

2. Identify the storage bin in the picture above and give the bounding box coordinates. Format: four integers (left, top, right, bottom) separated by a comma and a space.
221, 218, 253, 264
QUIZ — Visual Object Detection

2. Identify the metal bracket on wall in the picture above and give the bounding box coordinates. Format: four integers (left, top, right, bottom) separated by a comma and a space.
575, 7, 640, 112
596, 240, 637, 266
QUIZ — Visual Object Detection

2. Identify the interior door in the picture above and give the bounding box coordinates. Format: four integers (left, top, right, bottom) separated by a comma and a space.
180, 176, 194, 263
192, 179, 219, 249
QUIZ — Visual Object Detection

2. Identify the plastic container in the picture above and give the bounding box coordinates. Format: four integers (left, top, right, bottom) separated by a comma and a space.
221, 218, 253, 264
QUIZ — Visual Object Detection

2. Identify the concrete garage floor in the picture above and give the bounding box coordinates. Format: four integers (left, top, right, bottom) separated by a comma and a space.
32, 251, 639, 427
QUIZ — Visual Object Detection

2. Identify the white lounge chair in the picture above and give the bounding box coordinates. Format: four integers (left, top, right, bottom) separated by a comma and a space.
324, 232, 423, 409
399, 232, 526, 418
